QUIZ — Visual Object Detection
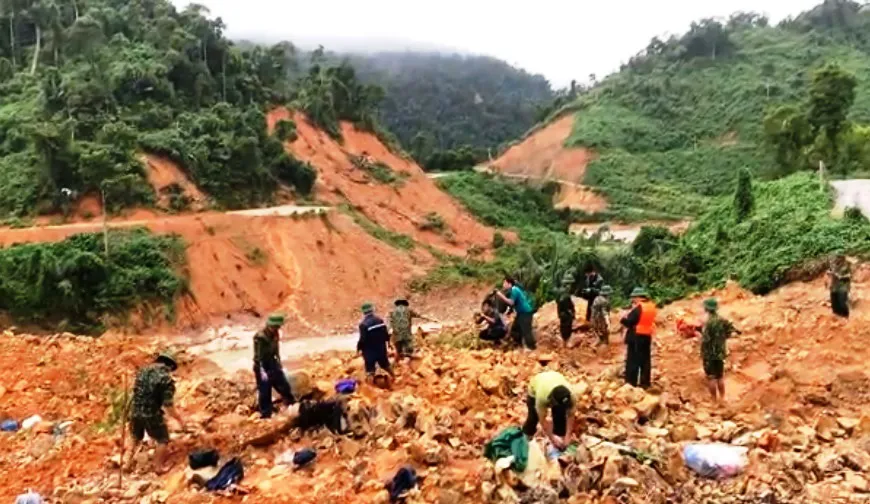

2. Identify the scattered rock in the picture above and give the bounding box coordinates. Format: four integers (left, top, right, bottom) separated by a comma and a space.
837, 417, 859, 433
670, 424, 698, 442
632, 394, 661, 419
612, 477, 639, 490
816, 415, 838, 442
599, 455, 622, 489
845, 472, 870, 493
438, 488, 462, 504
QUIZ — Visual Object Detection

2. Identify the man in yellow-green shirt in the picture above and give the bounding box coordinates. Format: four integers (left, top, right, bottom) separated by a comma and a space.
523, 371, 576, 449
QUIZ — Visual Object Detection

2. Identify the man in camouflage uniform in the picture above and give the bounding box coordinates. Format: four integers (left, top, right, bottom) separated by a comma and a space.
556, 273, 576, 347
590, 285, 613, 346
828, 254, 851, 318
253, 314, 296, 418
389, 298, 432, 360
128, 352, 185, 473
699, 298, 740, 403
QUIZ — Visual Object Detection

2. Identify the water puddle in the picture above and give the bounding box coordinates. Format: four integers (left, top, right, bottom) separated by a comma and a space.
182, 322, 443, 375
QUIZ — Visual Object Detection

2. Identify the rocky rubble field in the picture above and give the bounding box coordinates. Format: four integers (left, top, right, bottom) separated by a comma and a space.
1, 267, 869, 503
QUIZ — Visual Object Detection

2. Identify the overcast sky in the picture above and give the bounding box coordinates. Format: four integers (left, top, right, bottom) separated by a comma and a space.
171, 0, 823, 87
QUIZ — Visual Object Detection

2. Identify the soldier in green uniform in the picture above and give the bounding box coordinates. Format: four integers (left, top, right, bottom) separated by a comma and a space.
253, 314, 296, 418
590, 285, 613, 345
698, 298, 740, 403
127, 352, 185, 473
556, 272, 576, 347
828, 254, 851, 318
388, 298, 432, 360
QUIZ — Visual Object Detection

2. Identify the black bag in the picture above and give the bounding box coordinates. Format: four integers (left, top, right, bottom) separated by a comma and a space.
188, 449, 220, 469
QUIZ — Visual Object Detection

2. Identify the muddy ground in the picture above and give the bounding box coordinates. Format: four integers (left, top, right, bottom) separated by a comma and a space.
1, 266, 869, 503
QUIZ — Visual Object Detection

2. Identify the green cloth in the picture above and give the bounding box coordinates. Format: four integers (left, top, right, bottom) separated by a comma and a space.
483, 427, 529, 472
528, 371, 573, 410
700, 314, 737, 362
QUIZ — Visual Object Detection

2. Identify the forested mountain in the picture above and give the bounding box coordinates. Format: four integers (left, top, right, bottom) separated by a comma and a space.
347, 52, 554, 168
0, 0, 381, 216
559, 0, 870, 218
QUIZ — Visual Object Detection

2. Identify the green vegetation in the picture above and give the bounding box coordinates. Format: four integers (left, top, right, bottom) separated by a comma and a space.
0, 228, 186, 331
347, 52, 553, 165
0, 1, 410, 218
340, 204, 416, 251
437, 172, 573, 232
349, 154, 408, 186
563, 2, 870, 217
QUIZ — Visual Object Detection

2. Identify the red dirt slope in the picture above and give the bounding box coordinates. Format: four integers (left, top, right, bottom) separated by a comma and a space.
490, 115, 607, 213
141, 154, 207, 211
0, 211, 426, 332
268, 108, 493, 255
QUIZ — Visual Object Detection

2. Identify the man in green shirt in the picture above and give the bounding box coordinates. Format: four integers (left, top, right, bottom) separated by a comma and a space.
253, 314, 296, 418
128, 352, 185, 473
523, 371, 576, 449
698, 298, 740, 403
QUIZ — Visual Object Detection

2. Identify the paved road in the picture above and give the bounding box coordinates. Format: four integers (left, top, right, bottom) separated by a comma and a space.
832, 179, 870, 217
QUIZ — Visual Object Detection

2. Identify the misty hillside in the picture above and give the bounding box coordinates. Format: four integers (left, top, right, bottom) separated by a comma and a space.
552, 0, 870, 219
347, 52, 554, 162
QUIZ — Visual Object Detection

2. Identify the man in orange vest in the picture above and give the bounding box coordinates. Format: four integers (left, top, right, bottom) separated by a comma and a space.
620, 287, 656, 388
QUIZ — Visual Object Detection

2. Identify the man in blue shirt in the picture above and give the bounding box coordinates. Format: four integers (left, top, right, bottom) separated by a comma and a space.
495, 275, 536, 350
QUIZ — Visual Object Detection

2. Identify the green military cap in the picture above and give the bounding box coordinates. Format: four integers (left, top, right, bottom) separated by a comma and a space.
703, 298, 719, 312
267, 313, 285, 327
155, 350, 178, 371
630, 287, 650, 298
361, 302, 374, 314
600, 285, 613, 295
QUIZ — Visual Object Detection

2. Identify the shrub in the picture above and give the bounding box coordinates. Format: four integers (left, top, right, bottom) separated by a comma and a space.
0, 228, 186, 331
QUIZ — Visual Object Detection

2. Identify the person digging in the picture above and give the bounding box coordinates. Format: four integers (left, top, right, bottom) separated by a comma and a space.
697, 298, 740, 403
253, 314, 296, 419
127, 352, 186, 474
358, 302, 395, 385
389, 298, 434, 361
476, 298, 508, 344
523, 371, 576, 450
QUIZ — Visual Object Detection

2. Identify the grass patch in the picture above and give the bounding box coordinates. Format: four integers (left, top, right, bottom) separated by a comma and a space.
341, 204, 416, 250
349, 154, 409, 186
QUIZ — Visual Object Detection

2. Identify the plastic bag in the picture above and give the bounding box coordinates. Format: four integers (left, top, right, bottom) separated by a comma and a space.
683, 443, 748, 479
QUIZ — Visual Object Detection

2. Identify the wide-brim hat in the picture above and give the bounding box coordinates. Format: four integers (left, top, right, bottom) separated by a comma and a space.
267, 313, 285, 327
630, 287, 650, 298
703, 298, 719, 312
156, 352, 178, 371
601, 285, 613, 295
361, 302, 374, 314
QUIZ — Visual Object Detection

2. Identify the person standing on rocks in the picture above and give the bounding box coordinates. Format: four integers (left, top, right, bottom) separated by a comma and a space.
828, 254, 851, 318
581, 266, 604, 323
389, 298, 433, 360
557, 273, 577, 347
523, 371, 576, 450
127, 352, 185, 473
590, 285, 613, 346
698, 298, 740, 403
620, 287, 656, 388
253, 314, 296, 419
495, 275, 536, 350
358, 303, 395, 383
